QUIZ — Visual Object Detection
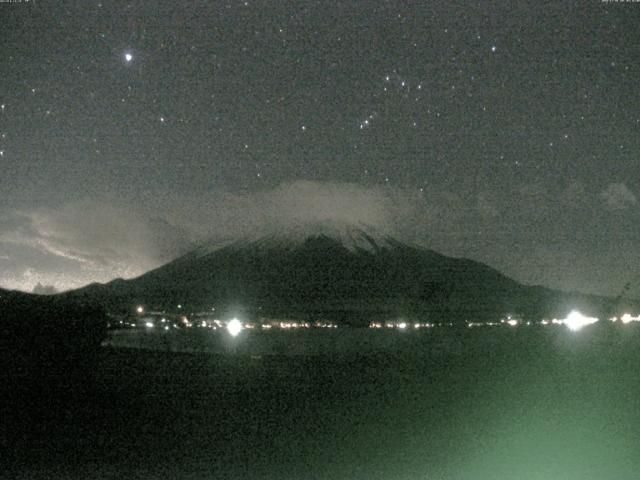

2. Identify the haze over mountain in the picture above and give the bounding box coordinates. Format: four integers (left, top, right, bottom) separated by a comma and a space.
63, 221, 634, 324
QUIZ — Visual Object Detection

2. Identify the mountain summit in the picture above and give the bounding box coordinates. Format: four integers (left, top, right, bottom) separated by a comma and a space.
192, 220, 402, 256
68, 220, 621, 324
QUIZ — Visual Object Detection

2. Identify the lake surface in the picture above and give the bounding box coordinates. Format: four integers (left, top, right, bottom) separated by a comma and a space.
6, 323, 640, 479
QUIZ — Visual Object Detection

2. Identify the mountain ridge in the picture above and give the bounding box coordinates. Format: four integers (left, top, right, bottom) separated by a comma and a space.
61, 222, 636, 324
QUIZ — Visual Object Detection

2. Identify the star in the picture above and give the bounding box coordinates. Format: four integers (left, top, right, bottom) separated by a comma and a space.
124, 52, 133, 63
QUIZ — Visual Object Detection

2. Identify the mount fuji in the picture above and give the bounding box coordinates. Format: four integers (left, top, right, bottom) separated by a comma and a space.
66, 221, 622, 324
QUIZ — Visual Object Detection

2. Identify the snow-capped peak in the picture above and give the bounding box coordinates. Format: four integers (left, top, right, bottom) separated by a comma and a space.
193, 220, 403, 256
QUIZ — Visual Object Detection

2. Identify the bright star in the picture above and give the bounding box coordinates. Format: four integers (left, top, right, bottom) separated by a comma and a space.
124, 52, 133, 63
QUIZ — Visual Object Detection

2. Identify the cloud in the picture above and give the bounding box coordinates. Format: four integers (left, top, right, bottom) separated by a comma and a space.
0, 200, 192, 291
9, 202, 188, 267
600, 183, 638, 211
136, 180, 418, 243
259, 181, 396, 228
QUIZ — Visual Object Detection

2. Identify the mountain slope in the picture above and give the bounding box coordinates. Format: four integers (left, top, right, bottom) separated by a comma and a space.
65, 222, 628, 324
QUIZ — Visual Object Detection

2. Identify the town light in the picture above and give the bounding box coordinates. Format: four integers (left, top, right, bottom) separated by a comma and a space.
227, 318, 242, 337
563, 310, 598, 331
621, 313, 640, 324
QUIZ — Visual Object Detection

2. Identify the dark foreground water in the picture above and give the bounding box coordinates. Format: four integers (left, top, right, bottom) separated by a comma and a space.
5, 324, 640, 479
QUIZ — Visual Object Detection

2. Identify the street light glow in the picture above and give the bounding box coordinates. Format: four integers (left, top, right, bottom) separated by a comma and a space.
563, 310, 598, 331
227, 318, 242, 337
621, 313, 640, 324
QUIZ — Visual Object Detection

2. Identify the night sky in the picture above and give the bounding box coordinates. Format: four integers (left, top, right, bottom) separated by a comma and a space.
1, 0, 639, 296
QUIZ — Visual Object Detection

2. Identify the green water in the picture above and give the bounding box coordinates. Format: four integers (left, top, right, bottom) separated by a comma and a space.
6, 324, 640, 479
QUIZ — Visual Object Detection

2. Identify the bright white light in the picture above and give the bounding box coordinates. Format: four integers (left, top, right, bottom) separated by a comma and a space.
124, 52, 133, 62
397, 322, 407, 329
227, 318, 243, 337
621, 313, 640, 324
563, 310, 598, 331
507, 319, 518, 327
136, 306, 144, 314
145, 321, 154, 328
